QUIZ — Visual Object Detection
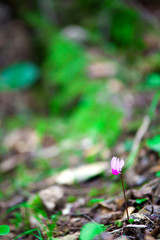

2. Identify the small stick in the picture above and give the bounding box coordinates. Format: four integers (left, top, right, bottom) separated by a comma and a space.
120, 173, 129, 222
126, 92, 160, 169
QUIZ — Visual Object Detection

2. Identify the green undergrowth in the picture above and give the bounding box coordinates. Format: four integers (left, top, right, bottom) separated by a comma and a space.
4, 195, 62, 240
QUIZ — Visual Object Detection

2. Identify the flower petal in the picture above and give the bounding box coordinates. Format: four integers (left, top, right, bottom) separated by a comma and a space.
110, 156, 125, 175
111, 156, 117, 169
119, 159, 124, 171
112, 169, 120, 175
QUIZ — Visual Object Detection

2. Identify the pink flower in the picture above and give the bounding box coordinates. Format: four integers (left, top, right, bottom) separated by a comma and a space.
111, 156, 124, 175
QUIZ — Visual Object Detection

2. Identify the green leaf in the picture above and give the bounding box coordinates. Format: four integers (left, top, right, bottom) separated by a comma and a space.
129, 219, 134, 224
88, 198, 105, 204
13, 229, 42, 240
87, 198, 105, 206
156, 171, 160, 177
115, 220, 122, 227
135, 198, 147, 204
80, 222, 106, 240
145, 73, 160, 88
0, 225, 10, 235
146, 135, 160, 152
0, 62, 39, 91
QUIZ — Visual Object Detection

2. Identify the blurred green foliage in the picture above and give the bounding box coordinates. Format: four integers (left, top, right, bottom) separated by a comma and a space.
43, 34, 87, 114
146, 135, 160, 152
13, 229, 43, 240
14, 0, 145, 148
109, 5, 143, 48
88, 187, 107, 197
115, 220, 122, 227
20, 11, 125, 146
0, 225, 10, 236
53, 0, 144, 49
10, 212, 23, 229
145, 73, 160, 88
80, 222, 106, 240
68, 84, 124, 147
27, 194, 47, 218
135, 198, 147, 204
87, 198, 105, 207
156, 171, 160, 177
0, 62, 39, 91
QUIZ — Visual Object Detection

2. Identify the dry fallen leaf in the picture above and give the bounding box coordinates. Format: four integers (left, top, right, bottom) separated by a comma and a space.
123, 206, 135, 220
108, 78, 124, 93
145, 235, 156, 240
126, 188, 152, 200
4, 128, 39, 153
87, 61, 117, 79
100, 211, 122, 224
99, 202, 117, 212
29, 215, 44, 231
45, 162, 107, 185
0, 154, 23, 173
39, 185, 64, 211
60, 232, 80, 240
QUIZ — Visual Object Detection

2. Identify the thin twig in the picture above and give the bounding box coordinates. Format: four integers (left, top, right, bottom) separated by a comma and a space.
126, 92, 160, 169
109, 228, 123, 234
70, 212, 100, 226
126, 115, 150, 168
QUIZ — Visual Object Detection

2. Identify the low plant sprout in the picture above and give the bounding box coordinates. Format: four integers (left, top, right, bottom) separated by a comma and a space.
110, 156, 129, 222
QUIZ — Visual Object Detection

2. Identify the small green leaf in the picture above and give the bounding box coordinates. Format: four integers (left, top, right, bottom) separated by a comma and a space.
67, 195, 77, 203
145, 73, 160, 88
0, 225, 10, 235
115, 220, 122, 227
129, 218, 134, 224
156, 171, 160, 177
80, 222, 106, 240
88, 198, 105, 204
0, 62, 39, 91
146, 135, 160, 152
135, 198, 147, 204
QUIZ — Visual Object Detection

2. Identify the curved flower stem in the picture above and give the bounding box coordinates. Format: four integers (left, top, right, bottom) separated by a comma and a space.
120, 173, 129, 222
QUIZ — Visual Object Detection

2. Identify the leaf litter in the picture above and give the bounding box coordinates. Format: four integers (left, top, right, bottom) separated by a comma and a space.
1, 98, 160, 240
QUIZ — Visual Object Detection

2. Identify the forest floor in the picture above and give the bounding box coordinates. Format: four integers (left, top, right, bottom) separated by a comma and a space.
1, 3, 160, 239
1, 86, 160, 240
